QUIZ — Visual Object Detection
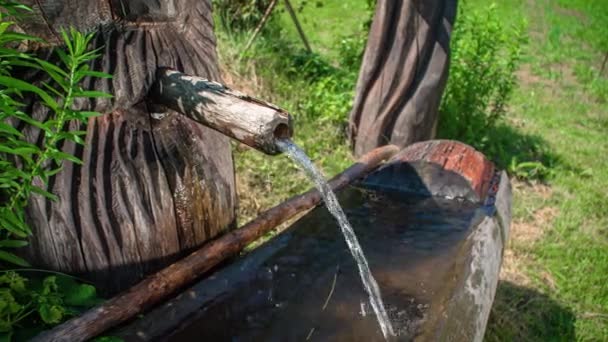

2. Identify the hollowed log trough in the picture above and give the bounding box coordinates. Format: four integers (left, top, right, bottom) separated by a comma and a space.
36, 140, 511, 342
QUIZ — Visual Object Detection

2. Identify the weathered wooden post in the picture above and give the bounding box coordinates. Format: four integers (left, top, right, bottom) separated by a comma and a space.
349, 0, 458, 156
15, 0, 289, 295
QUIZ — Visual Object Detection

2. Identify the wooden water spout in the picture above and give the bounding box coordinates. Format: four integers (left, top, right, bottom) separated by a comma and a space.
152, 69, 293, 155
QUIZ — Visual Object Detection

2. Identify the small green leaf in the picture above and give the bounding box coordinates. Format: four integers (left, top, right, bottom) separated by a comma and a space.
0, 210, 30, 237
0, 76, 58, 110
0, 32, 40, 44
0, 22, 13, 35
79, 70, 112, 79
0, 240, 28, 248
38, 304, 64, 324
0, 144, 38, 157
42, 81, 66, 98
43, 166, 64, 178
79, 111, 102, 118
0, 122, 22, 137
0, 179, 19, 189
35, 59, 68, 78
64, 283, 97, 307
30, 186, 59, 201
60, 30, 74, 57
0, 207, 25, 230
7, 59, 42, 72
50, 151, 82, 165
74, 90, 113, 99
0, 250, 30, 267
12, 111, 50, 131
55, 49, 71, 68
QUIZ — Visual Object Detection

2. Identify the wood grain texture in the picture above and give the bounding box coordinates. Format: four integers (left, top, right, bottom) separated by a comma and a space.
386, 140, 496, 201
14, 0, 236, 294
362, 140, 496, 204
349, 0, 457, 157
153, 69, 293, 155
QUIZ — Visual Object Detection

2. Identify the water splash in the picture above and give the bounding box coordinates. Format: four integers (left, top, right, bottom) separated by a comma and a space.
277, 139, 394, 339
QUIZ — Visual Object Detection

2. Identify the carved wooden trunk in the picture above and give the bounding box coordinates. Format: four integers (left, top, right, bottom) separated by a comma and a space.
349, 0, 457, 157
16, 0, 236, 294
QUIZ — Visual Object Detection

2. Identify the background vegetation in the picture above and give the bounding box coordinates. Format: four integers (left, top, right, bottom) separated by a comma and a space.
216, 0, 608, 340
0, 4, 107, 340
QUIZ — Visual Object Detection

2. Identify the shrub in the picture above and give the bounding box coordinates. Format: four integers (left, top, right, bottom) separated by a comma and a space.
438, 4, 526, 154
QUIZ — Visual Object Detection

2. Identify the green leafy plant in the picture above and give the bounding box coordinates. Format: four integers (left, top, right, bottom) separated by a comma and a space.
0, 271, 101, 340
439, 4, 526, 141
301, 75, 354, 125
508, 159, 555, 181
574, 63, 608, 104
0, 5, 111, 266
0, 2, 111, 338
437, 4, 550, 180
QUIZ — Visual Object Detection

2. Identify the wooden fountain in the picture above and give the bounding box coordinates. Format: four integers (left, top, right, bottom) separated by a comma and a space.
12, 1, 510, 341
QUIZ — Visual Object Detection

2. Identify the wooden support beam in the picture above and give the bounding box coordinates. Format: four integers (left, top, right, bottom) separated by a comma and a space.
283, 0, 312, 53
242, 0, 279, 55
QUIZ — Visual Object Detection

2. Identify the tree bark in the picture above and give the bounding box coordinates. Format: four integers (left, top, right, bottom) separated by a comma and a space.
15, 0, 236, 295
32, 144, 399, 342
349, 0, 458, 157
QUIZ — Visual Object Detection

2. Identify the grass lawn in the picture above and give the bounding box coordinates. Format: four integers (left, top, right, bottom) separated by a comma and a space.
277, 0, 371, 59
216, 0, 608, 340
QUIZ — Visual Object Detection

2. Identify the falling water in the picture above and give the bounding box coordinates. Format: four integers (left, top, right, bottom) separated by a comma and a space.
276, 139, 394, 339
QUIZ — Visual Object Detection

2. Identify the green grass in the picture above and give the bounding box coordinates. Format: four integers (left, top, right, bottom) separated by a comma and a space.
216, 0, 608, 340
473, 0, 608, 340
215, 22, 356, 224
277, 0, 372, 60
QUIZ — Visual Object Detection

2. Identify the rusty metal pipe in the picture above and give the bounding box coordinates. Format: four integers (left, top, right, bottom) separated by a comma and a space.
152, 68, 293, 155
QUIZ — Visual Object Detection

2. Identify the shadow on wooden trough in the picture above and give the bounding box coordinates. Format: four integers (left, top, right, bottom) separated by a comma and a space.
35, 141, 511, 341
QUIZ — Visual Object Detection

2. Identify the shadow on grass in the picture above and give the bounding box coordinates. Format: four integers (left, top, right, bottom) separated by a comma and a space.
439, 118, 577, 181
486, 280, 576, 341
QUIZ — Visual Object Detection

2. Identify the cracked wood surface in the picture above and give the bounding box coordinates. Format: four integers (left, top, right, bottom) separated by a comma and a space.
349, 0, 457, 157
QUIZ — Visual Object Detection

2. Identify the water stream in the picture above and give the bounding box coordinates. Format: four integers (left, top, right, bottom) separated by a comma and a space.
276, 139, 395, 339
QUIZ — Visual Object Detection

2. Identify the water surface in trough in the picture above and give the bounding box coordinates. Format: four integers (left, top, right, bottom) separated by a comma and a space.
165, 186, 483, 341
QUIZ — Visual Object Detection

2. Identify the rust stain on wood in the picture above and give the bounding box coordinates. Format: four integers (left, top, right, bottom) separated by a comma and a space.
389, 140, 496, 201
